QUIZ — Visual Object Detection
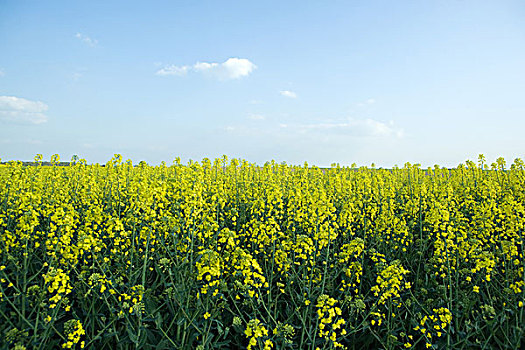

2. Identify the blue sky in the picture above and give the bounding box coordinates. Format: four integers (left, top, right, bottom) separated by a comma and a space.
1, 0, 524, 167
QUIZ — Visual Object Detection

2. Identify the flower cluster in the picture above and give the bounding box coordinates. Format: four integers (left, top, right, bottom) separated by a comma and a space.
316, 294, 346, 348
43, 267, 72, 309
415, 307, 452, 347
226, 247, 268, 299
196, 249, 223, 298
62, 319, 85, 349
245, 319, 273, 350
337, 238, 364, 294
371, 261, 410, 305
118, 285, 145, 316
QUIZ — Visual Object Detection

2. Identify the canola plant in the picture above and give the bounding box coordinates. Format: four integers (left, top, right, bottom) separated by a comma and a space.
0, 154, 524, 349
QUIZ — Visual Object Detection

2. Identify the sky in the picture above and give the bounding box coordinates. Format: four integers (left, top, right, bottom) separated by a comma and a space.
1, 0, 524, 167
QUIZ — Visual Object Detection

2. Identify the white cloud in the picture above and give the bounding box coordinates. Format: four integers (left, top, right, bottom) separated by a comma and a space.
0, 96, 49, 124
156, 58, 256, 80
193, 62, 219, 72
0, 69, 4, 77
156, 65, 191, 76
220, 58, 256, 79
75, 33, 98, 47
298, 118, 403, 138
248, 114, 265, 120
279, 90, 297, 98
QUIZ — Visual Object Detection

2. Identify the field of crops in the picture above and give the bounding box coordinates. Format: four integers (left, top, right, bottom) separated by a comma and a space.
0, 155, 524, 349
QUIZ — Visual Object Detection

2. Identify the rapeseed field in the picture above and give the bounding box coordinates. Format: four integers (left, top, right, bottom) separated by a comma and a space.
0, 154, 524, 349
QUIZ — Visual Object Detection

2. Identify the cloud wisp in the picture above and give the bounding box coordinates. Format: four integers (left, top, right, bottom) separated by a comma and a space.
297, 118, 403, 138
156, 65, 190, 76
279, 90, 297, 98
156, 58, 256, 80
0, 96, 49, 124
224, 117, 404, 140
75, 33, 98, 47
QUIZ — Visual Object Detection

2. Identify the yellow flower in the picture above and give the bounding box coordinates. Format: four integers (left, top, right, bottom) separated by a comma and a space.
264, 339, 273, 350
